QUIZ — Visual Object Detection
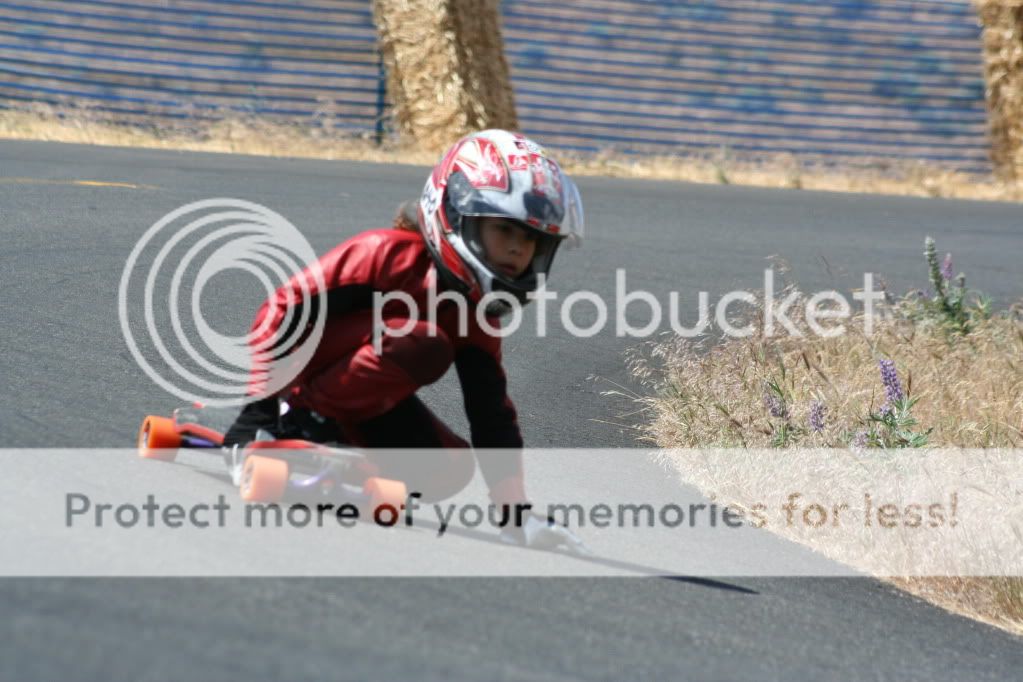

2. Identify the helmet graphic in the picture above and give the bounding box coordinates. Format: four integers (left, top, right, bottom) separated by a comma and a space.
417, 129, 583, 315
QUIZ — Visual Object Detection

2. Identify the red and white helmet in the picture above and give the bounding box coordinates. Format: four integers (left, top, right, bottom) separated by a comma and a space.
417, 129, 583, 313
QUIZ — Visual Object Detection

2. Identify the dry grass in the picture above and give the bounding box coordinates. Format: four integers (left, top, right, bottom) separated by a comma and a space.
629, 243, 1023, 634
892, 577, 1023, 636
562, 148, 1023, 202
3, 106, 1023, 203
0, 106, 438, 166
630, 308, 1023, 450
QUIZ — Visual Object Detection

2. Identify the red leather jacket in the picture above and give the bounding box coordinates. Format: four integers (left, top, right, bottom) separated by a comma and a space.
249, 228, 524, 501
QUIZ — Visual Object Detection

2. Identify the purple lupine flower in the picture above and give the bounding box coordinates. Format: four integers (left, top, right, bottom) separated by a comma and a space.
851, 431, 869, 450
879, 359, 904, 405
763, 390, 788, 419
808, 400, 826, 432
941, 253, 953, 281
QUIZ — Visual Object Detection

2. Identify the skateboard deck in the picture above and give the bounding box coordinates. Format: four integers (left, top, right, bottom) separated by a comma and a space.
136, 404, 407, 509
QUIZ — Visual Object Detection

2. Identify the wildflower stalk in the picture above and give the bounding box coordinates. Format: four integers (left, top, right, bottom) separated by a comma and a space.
808, 400, 826, 433
917, 236, 986, 336
925, 236, 947, 304
852, 360, 932, 450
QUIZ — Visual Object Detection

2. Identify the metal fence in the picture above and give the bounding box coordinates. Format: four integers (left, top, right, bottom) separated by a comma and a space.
0, 0, 385, 136
502, 0, 991, 172
0, 0, 992, 171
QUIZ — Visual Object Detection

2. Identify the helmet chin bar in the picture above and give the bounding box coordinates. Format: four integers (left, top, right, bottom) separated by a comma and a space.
418, 239, 526, 319
450, 232, 550, 305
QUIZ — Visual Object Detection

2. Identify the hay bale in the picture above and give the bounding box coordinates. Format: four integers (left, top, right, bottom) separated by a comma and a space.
976, 0, 1023, 179
373, 0, 518, 152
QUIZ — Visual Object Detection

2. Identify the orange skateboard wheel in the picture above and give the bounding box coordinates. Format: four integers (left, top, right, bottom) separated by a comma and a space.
239, 454, 289, 503
137, 415, 181, 461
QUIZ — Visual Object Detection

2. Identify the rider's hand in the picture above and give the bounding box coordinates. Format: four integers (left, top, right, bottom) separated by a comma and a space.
500, 513, 590, 555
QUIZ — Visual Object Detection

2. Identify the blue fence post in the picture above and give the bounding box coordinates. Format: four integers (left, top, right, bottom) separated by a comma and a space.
376, 52, 387, 145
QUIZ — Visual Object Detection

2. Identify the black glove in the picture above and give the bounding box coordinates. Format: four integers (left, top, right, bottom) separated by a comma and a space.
222, 396, 279, 447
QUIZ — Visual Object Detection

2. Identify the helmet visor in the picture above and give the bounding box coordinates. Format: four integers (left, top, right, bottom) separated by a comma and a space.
446, 170, 584, 241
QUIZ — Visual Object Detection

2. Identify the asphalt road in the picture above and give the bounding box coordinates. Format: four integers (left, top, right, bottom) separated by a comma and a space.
1, 140, 1021, 680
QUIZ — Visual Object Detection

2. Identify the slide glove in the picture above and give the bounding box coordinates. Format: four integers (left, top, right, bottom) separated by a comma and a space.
500, 513, 592, 557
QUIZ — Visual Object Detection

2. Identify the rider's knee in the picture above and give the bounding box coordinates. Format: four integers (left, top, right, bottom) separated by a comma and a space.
380, 321, 453, 386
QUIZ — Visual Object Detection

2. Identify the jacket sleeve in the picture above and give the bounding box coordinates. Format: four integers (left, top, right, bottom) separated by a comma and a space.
453, 344, 527, 505
245, 234, 388, 397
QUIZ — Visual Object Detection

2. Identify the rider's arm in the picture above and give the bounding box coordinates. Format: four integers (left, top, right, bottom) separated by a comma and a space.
453, 344, 527, 506
227, 232, 394, 444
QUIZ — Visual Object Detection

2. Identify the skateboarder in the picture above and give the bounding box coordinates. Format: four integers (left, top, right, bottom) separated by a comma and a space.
224, 130, 585, 549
